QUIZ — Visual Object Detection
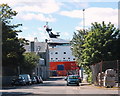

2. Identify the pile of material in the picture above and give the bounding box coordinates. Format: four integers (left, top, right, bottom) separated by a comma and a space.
103, 69, 116, 88
97, 72, 105, 86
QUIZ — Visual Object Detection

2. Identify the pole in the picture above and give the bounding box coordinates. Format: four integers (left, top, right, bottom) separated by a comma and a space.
18, 66, 20, 75
83, 9, 85, 32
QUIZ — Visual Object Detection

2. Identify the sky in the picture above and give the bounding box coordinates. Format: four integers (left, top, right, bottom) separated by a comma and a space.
0, 0, 119, 42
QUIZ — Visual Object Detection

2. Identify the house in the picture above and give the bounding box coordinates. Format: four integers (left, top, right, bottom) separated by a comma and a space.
24, 40, 49, 80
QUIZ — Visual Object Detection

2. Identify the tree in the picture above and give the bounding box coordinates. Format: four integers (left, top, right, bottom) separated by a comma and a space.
1, 4, 28, 76
71, 21, 120, 82
83, 22, 120, 65
21, 52, 40, 75
70, 30, 87, 67
0, 4, 17, 23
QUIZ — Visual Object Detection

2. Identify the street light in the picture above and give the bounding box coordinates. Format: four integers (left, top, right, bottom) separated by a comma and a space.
83, 9, 85, 32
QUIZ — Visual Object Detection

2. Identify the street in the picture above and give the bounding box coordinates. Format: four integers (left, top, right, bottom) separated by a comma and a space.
0, 77, 119, 95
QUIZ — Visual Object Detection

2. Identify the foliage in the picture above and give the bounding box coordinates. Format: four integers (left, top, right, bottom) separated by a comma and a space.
71, 21, 120, 82
87, 71, 92, 83
21, 52, 40, 75
70, 30, 87, 67
0, 4, 17, 24
1, 4, 28, 76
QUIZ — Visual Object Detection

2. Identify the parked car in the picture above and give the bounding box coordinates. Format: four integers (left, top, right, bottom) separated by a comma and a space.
34, 76, 43, 84
11, 76, 26, 86
66, 75, 79, 86
19, 74, 32, 85
64, 76, 68, 81
31, 76, 37, 84
75, 75, 82, 83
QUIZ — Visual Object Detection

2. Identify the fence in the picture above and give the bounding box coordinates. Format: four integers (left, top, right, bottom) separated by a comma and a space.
90, 60, 119, 86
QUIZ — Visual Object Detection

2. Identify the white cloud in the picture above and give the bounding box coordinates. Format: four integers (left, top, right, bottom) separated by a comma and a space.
19, 26, 50, 41
0, 0, 17, 6
60, 32, 70, 39
56, 0, 118, 2
75, 26, 83, 30
12, 0, 61, 14
60, 10, 83, 18
38, 27, 44, 31
18, 31, 49, 42
60, 7, 118, 27
22, 27, 28, 30
18, 13, 56, 22
1, 0, 61, 22
84, 7, 118, 27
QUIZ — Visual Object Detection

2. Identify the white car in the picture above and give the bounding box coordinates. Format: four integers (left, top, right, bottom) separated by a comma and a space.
19, 74, 32, 85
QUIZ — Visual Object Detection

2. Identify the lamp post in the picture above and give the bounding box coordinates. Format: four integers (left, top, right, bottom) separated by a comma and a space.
83, 9, 85, 32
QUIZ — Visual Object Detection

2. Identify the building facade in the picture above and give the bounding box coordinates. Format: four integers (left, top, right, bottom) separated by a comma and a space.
24, 41, 49, 80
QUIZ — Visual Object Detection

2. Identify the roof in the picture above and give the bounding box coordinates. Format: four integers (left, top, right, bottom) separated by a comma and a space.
47, 38, 70, 44
34, 42, 48, 52
24, 42, 48, 53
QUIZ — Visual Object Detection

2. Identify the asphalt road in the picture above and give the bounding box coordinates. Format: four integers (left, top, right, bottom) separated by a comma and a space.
0, 77, 119, 95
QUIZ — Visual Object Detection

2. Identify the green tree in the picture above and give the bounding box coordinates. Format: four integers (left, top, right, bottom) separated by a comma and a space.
21, 52, 40, 75
0, 4, 17, 23
1, 4, 28, 76
71, 30, 87, 67
71, 21, 120, 82
83, 22, 120, 65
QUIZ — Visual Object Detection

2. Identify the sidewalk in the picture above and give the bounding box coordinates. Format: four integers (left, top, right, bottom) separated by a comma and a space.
91, 83, 120, 90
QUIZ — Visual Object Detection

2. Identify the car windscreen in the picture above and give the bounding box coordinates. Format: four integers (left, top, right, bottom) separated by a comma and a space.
68, 76, 78, 79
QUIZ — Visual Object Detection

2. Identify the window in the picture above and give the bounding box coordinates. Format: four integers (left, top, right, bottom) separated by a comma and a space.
64, 52, 66, 54
63, 58, 65, 59
68, 58, 70, 59
37, 46, 41, 51
73, 58, 75, 60
56, 58, 58, 60
51, 52, 53, 54
55, 52, 58, 54
51, 58, 53, 60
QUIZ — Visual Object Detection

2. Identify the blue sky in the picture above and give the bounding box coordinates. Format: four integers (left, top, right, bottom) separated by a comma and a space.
0, 0, 119, 42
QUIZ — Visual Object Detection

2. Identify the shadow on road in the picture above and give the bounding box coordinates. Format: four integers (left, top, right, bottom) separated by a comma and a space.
2, 92, 33, 95
80, 83, 91, 86
47, 77, 64, 81
38, 82, 66, 86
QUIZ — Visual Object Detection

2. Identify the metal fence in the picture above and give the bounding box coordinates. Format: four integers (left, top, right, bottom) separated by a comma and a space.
90, 60, 119, 86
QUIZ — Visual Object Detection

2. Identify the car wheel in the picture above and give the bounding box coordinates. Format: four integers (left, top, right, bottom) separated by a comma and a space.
77, 83, 79, 86
79, 80, 82, 83
67, 83, 69, 86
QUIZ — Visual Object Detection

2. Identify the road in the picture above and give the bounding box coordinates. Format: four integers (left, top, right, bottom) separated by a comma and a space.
0, 77, 119, 95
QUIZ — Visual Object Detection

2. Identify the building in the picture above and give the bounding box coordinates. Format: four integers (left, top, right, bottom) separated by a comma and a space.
24, 40, 49, 80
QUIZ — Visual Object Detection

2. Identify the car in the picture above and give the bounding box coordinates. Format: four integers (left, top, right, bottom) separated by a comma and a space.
75, 75, 82, 83
31, 76, 37, 84
64, 76, 68, 81
11, 76, 26, 86
19, 74, 32, 85
34, 76, 43, 84
66, 75, 79, 86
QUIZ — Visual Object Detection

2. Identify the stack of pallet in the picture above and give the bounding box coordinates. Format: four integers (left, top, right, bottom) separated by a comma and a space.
103, 69, 116, 88
97, 72, 105, 86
